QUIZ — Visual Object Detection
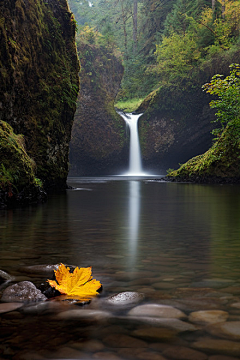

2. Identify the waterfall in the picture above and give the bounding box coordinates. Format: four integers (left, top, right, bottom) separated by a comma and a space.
120, 112, 145, 176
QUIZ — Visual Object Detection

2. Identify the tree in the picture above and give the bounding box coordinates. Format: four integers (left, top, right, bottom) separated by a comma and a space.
202, 63, 240, 135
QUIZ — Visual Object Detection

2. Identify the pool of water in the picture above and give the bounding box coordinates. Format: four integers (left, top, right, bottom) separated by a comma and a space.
1, 177, 240, 359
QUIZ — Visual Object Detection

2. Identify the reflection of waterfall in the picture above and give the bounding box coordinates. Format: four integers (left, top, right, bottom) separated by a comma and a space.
128, 181, 141, 265
120, 113, 144, 176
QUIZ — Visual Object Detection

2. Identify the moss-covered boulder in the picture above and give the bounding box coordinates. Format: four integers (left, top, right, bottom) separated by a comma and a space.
167, 121, 240, 183
69, 35, 128, 176
0, 121, 46, 207
137, 50, 240, 174
0, 0, 79, 190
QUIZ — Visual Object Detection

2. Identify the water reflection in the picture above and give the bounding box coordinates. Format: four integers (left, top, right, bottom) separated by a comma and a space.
128, 181, 141, 266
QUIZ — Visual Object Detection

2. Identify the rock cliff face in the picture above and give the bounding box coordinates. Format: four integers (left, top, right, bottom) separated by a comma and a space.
69, 41, 128, 176
137, 51, 240, 174
0, 0, 80, 191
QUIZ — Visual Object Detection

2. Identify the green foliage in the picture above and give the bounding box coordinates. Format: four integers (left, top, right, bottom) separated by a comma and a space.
202, 63, 240, 135
155, 32, 201, 80
115, 98, 144, 112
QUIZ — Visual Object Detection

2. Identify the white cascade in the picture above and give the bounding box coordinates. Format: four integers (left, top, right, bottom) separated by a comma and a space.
121, 112, 145, 176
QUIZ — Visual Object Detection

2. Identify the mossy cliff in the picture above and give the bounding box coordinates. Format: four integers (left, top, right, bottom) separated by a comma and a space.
137, 51, 240, 174
0, 0, 80, 192
167, 121, 240, 183
0, 121, 45, 207
69, 37, 128, 176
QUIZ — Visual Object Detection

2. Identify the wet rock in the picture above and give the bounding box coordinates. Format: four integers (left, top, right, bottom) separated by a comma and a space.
124, 316, 199, 332
192, 338, 240, 357
55, 309, 111, 321
221, 287, 240, 295
206, 321, 240, 340
128, 304, 187, 319
103, 334, 147, 348
44, 347, 87, 359
19, 264, 59, 277
93, 352, 123, 360
136, 350, 167, 360
71, 339, 104, 352
191, 279, 235, 289
0, 302, 23, 313
105, 292, 145, 306
0, 270, 15, 283
12, 351, 46, 359
153, 282, 177, 289
1, 281, 47, 303
230, 302, 240, 309
162, 346, 207, 360
118, 348, 148, 359
189, 310, 229, 325
209, 355, 240, 360
132, 327, 177, 341
165, 298, 225, 311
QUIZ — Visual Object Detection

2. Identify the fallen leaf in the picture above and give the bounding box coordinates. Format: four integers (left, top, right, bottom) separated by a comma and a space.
48, 263, 102, 299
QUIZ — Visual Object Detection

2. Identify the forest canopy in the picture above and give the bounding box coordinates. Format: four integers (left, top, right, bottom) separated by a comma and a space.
68, 0, 240, 102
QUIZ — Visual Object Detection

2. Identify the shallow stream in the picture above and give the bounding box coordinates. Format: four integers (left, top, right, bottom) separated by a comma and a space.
1, 177, 240, 360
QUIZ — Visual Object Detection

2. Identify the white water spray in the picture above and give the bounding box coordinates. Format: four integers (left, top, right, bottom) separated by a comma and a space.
120, 113, 146, 176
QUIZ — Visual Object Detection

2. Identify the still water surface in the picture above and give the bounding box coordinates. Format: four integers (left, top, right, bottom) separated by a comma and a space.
1, 177, 240, 359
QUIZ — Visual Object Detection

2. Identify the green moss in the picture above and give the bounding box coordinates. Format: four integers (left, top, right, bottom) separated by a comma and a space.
168, 121, 240, 181
0, 121, 42, 197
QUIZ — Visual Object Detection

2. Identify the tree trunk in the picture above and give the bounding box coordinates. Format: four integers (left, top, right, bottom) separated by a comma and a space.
133, 0, 138, 54
120, 0, 128, 58
212, 0, 216, 10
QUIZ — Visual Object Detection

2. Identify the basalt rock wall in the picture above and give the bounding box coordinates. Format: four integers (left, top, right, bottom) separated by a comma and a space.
138, 51, 240, 174
69, 42, 128, 176
0, 0, 80, 190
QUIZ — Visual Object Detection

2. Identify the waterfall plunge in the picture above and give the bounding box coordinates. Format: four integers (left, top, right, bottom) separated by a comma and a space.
121, 113, 146, 176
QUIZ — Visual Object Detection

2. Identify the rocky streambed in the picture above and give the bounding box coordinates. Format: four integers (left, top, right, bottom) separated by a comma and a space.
1, 264, 240, 360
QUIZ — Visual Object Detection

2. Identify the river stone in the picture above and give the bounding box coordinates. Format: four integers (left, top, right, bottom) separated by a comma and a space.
162, 345, 208, 360
105, 292, 145, 306
56, 309, 111, 321
132, 327, 177, 341
71, 339, 104, 352
1, 281, 47, 302
103, 334, 147, 348
192, 338, 240, 356
191, 279, 235, 289
0, 270, 14, 282
19, 264, 59, 277
93, 352, 122, 360
230, 302, 240, 309
206, 321, 240, 340
136, 351, 167, 360
128, 304, 187, 319
209, 356, 240, 360
0, 302, 23, 313
189, 310, 229, 325
124, 316, 199, 332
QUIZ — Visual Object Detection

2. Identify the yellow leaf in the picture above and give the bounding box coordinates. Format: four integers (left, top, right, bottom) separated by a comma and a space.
47, 263, 102, 300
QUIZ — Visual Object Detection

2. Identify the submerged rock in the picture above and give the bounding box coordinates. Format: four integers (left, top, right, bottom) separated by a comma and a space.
55, 309, 111, 321
1, 281, 47, 303
206, 321, 240, 341
128, 304, 187, 319
105, 292, 145, 306
189, 310, 229, 325
0, 269, 15, 283
0, 302, 23, 313
20, 264, 59, 277
162, 345, 208, 360
192, 338, 240, 357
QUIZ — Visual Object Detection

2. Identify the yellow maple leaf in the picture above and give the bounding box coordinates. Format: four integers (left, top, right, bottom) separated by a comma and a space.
47, 263, 102, 299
